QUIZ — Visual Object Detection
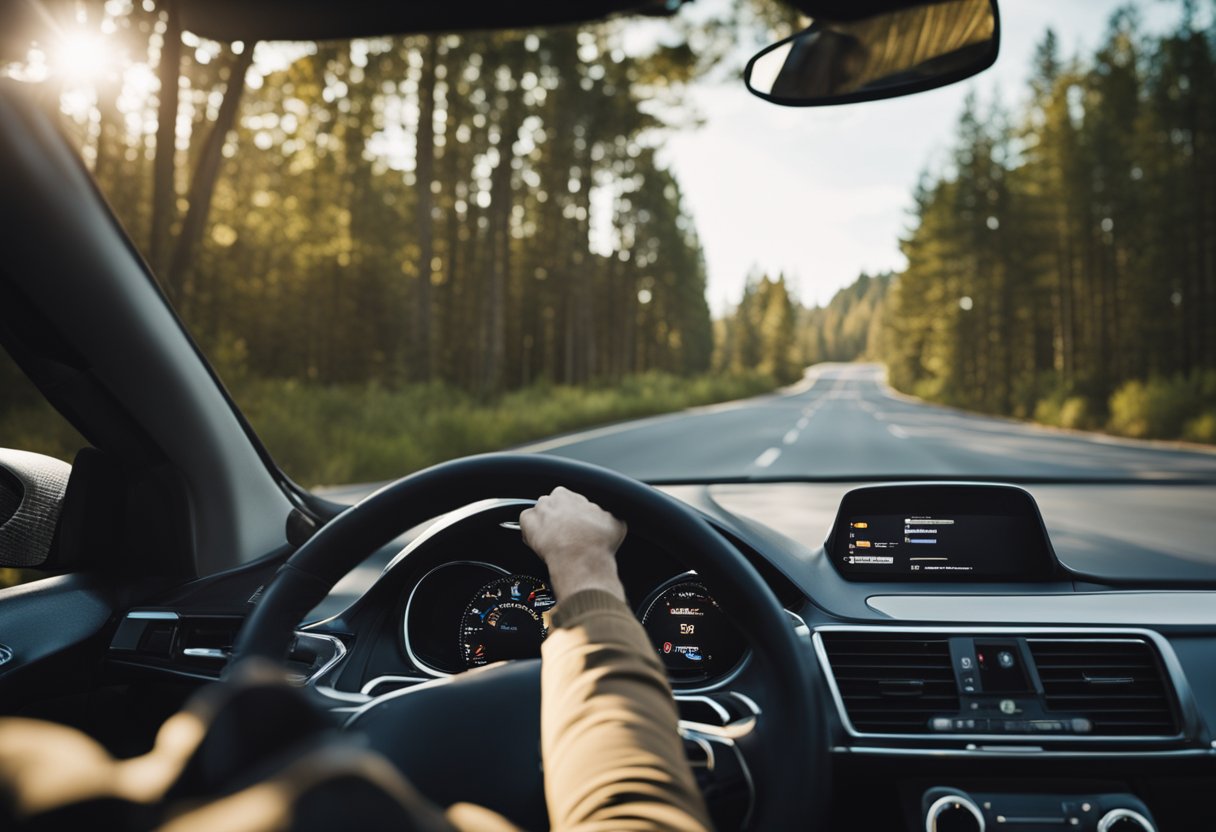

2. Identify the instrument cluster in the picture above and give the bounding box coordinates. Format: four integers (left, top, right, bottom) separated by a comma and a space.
402, 559, 747, 687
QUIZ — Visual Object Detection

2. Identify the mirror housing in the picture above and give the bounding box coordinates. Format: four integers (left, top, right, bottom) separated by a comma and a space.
744, 0, 999, 107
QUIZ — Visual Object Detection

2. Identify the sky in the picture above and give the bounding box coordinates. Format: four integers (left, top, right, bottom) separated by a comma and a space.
656, 0, 1187, 312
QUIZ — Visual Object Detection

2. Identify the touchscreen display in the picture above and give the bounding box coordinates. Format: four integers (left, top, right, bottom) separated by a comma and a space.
840, 513, 1030, 577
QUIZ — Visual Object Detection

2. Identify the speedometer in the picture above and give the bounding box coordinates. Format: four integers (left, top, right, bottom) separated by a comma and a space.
640, 580, 746, 682
459, 575, 555, 668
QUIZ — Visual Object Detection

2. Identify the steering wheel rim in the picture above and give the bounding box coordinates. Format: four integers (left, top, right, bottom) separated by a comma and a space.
230, 452, 826, 828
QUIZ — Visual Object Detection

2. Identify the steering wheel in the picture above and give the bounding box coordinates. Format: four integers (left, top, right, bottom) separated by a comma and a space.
230, 453, 826, 829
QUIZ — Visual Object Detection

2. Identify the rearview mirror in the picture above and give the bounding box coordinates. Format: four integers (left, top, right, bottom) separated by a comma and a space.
744, 0, 998, 107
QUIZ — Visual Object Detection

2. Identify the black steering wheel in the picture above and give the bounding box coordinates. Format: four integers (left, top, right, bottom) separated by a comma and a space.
230, 453, 826, 829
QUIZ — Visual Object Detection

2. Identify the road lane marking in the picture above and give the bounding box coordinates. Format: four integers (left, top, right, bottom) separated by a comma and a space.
783, 430, 799, 445
753, 447, 782, 468
797, 416, 810, 429
887, 424, 910, 439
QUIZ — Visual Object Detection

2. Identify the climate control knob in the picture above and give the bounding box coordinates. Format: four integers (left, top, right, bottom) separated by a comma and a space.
1097, 808, 1156, 832
925, 792, 985, 832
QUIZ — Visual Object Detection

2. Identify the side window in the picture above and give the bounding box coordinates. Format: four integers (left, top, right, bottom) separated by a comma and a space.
0, 348, 86, 588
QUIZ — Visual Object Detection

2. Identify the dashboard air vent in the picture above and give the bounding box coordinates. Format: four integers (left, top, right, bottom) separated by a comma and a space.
1027, 639, 1178, 737
821, 633, 959, 734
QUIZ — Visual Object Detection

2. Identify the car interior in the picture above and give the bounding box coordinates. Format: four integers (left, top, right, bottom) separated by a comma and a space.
1, 0, 1215, 830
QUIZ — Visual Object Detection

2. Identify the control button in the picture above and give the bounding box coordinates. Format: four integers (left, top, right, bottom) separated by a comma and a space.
997, 650, 1016, 669
959, 656, 974, 670
932, 717, 953, 732
961, 675, 976, 687
1072, 718, 1093, 734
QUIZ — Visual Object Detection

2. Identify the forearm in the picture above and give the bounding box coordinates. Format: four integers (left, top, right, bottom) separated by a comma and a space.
540, 590, 713, 832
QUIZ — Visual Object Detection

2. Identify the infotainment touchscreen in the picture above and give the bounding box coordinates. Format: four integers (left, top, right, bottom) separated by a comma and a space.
829, 484, 1057, 581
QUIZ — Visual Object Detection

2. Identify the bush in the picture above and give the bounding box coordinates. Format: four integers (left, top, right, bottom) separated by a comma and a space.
1107, 372, 1216, 442
1058, 396, 1094, 430
1032, 389, 1096, 430
1184, 412, 1216, 444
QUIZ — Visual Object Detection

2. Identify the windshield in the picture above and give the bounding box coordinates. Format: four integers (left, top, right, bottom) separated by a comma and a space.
3, 0, 1215, 491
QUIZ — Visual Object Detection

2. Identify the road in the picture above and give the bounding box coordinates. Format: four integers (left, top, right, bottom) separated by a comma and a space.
309, 363, 1216, 617
518, 363, 1216, 481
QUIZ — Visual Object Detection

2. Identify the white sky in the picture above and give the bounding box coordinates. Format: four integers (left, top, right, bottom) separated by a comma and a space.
658, 0, 1187, 312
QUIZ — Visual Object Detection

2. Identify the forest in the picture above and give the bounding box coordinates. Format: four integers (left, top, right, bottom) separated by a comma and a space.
0, 0, 801, 484
884, 5, 1216, 443
733, 4, 1216, 445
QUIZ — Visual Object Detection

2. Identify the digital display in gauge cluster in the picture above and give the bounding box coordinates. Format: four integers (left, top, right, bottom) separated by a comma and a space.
640, 580, 746, 681
459, 574, 555, 668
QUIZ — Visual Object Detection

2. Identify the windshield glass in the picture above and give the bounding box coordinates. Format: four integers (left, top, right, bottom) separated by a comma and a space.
3, 0, 1215, 491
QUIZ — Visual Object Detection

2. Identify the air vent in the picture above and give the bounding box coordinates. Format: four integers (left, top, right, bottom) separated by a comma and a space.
821, 633, 959, 734
1028, 639, 1178, 737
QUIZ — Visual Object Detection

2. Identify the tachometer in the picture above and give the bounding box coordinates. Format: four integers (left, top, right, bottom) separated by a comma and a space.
640, 580, 745, 682
459, 574, 555, 668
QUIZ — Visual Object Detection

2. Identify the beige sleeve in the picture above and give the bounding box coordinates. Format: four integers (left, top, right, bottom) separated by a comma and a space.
539, 589, 713, 832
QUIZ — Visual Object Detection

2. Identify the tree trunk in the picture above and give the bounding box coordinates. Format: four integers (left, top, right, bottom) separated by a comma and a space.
166, 46, 254, 317
150, 0, 181, 282
412, 36, 438, 381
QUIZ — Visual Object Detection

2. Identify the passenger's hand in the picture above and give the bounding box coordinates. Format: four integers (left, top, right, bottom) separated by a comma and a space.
519, 487, 627, 602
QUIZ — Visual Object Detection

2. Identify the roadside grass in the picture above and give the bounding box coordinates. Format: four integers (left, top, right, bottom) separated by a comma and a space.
229, 370, 777, 487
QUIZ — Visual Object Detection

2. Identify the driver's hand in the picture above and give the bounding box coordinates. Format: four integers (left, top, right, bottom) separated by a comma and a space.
519, 487, 627, 602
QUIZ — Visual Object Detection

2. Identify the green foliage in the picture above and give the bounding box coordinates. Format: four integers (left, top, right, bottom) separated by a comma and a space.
1033, 393, 1097, 431
799, 272, 892, 365
1107, 372, 1216, 441
714, 273, 804, 385
231, 371, 776, 486
0, 353, 87, 463
1184, 413, 1216, 444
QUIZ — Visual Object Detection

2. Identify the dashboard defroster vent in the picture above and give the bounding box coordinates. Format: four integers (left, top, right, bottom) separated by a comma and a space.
1027, 638, 1178, 737
821, 633, 959, 734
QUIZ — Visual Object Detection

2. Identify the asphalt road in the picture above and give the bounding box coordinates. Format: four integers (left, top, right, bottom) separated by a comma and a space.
309, 363, 1216, 617
518, 363, 1216, 482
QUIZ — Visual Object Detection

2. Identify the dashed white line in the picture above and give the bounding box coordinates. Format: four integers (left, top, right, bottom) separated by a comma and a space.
887, 424, 910, 439
753, 447, 782, 468
797, 416, 810, 429
783, 430, 799, 445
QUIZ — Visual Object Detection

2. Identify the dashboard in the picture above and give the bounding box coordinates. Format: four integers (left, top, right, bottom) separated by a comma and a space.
105, 482, 1216, 832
